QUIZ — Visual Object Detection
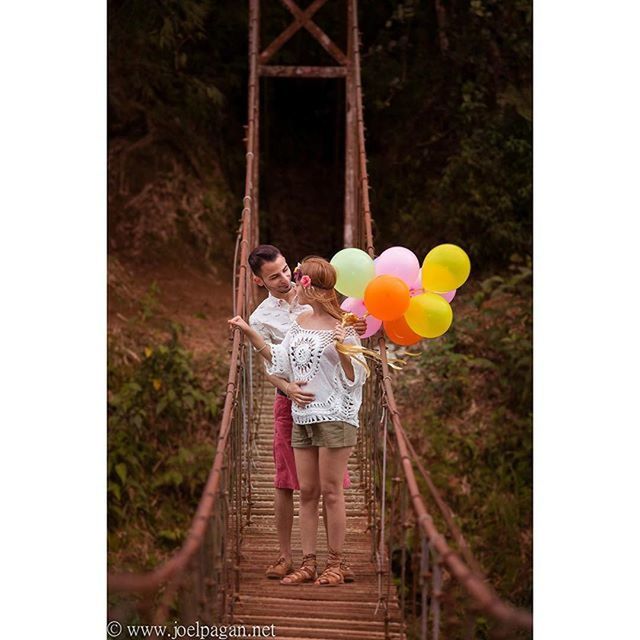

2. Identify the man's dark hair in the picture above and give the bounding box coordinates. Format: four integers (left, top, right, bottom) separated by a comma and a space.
248, 244, 282, 276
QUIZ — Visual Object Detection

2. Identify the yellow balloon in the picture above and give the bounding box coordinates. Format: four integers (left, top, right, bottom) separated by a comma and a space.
422, 244, 471, 293
405, 293, 453, 338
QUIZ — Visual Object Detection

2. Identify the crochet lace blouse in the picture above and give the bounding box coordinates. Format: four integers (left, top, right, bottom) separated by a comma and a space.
266, 321, 367, 428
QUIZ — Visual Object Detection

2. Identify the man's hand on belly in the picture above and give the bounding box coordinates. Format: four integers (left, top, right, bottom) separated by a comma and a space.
288, 381, 315, 406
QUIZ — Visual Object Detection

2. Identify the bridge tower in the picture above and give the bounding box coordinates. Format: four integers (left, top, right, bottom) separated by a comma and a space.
251, 0, 359, 248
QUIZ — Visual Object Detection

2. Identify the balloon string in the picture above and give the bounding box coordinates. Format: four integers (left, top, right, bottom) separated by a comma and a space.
337, 312, 407, 373
335, 342, 407, 374
337, 312, 409, 371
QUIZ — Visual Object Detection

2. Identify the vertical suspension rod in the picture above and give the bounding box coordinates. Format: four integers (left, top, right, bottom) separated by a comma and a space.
349, 0, 374, 257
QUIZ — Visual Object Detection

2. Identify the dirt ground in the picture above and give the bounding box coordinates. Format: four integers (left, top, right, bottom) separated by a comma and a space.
108, 255, 242, 358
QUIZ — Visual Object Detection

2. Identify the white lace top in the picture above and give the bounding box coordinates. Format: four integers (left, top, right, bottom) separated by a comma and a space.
266, 321, 367, 428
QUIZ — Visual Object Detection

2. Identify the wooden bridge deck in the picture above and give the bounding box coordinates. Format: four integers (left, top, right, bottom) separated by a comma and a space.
232, 382, 405, 639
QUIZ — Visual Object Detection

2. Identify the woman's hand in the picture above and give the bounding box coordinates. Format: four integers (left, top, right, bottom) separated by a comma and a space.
228, 316, 271, 360
353, 317, 367, 337
228, 315, 250, 333
334, 322, 347, 343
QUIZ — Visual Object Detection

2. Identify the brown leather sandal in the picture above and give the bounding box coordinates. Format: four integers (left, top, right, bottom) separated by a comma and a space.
315, 563, 344, 586
265, 556, 293, 579
341, 558, 356, 583
280, 553, 317, 585
315, 548, 345, 586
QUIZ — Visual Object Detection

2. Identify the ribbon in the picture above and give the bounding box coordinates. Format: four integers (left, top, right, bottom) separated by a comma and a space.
336, 313, 408, 374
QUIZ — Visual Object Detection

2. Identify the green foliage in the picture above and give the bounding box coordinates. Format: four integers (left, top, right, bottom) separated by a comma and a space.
107, 329, 222, 568
394, 259, 532, 607
138, 281, 160, 322
361, 1, 532, 269
108, 0, 244, 264
108, 0, 223, 142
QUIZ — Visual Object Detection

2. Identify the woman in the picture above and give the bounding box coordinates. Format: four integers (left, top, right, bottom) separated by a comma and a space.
228, 256, 367, 585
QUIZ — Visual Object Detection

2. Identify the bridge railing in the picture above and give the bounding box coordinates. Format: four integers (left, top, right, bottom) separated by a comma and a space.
107, 0, 261, 630
347, 0, 533, 636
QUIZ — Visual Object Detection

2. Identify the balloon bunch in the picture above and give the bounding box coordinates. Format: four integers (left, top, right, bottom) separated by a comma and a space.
331, 244, 471, 346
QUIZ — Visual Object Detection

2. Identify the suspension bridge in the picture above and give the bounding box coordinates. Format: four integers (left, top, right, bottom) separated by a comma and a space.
108, 1, 533, 637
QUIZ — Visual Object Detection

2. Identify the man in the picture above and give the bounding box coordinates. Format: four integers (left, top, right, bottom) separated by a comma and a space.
248, 244, 362, 581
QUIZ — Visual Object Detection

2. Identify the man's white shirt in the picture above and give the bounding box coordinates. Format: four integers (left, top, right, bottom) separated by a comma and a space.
249, 291, 312, 346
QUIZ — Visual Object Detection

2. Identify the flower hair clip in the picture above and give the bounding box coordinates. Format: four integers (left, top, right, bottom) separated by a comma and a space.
293, 263, 312, 288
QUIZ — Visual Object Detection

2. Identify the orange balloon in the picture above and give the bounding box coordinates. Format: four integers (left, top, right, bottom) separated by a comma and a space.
384, 316, 421, 346
364, 275, 410, 321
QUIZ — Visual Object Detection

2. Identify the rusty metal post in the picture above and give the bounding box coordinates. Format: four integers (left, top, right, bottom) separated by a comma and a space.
431, 551, 442, 640
234, 393, 242, 599
400, 482, 408, 624
349, 0, 374, 256
343, 0, 356, 247
253, 0, 260, 250
420, 532, 429, 640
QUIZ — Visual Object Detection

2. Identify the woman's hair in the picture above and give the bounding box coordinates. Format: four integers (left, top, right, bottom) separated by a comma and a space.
297, 256, 345, 321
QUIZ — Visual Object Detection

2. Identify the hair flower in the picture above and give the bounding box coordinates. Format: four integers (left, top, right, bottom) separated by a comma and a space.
300, 275, 312, 288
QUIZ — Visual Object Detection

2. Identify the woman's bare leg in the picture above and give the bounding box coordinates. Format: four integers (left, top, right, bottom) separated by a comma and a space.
318, 446, 353, 554
293, 447, 321, 556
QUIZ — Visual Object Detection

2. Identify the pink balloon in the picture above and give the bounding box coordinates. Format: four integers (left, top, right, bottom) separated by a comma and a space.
410, 268, 423, 294
341, 296, 366, 315
375, 247, 420, 287
340, 297, 382, 339
439, 289, 456, 303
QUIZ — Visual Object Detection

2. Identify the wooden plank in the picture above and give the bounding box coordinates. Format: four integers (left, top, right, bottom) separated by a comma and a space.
233, 615, 403, 632
236, 593, 397, 609
238, 624, 402, 640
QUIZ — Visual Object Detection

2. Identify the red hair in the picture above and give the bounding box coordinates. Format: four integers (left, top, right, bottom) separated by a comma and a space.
298, 256, 346, 321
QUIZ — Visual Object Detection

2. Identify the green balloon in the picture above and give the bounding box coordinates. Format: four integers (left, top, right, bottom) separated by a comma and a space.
330, 248, 376, 298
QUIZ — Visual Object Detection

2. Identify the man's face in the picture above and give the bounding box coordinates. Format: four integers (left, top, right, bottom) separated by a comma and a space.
255, 255, 292, 295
